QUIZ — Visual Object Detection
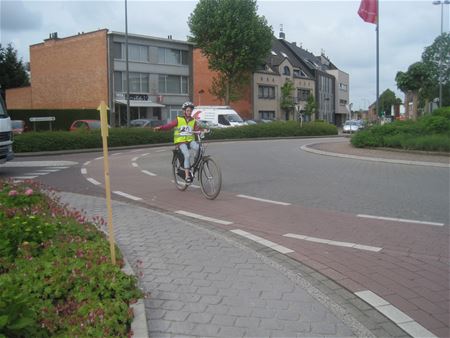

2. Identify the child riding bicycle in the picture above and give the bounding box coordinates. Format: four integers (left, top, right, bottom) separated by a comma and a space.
154, 101, 205, 183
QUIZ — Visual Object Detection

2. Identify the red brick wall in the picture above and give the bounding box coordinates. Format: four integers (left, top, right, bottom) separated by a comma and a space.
6, 86, 32, 109
193, 48, 252, 120
29, 29, 108, 109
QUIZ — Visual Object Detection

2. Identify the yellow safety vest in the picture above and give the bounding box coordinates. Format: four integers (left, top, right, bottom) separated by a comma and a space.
174, 117, 196, 144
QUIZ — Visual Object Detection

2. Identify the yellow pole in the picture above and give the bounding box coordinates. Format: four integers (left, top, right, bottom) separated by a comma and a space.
98, 101, 116, 265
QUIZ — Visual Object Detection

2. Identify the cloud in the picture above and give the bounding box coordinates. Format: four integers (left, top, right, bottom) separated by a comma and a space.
0, 0, 42, 32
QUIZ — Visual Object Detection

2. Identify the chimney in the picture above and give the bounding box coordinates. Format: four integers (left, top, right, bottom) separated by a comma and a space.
292, 42, 296, 46
279, 24, 285, 39
168, 35, 172, 40
49, 32, 58, 39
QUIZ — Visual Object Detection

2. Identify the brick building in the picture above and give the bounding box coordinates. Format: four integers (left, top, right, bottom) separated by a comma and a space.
6, 29, 194, 127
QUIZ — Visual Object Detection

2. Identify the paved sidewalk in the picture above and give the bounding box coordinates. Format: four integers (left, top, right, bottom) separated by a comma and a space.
56, 192, 406, 338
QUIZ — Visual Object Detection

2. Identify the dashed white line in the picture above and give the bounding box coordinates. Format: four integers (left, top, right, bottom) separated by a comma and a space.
86, 178, 101, 185
11, 176, 37, 180
81, 168, 87, 175
231, 229, 294, 254
94, 156, 103, 160
84, 161, 91, 166
142, 170, 157, 176
132, 157, 139, 162
26, 172, 50, 176
175, 210, 233, 225
357, 214, 445, 227
37, 169, 61, 172
141, 153, 150, 156
355, 290, 437, 338
132, 163, 138, 167
237, 194, 291, 206
155, 149, 166, 153
283, 233, 382, 252
111, 152, 122, 156
113, 191, 142, 201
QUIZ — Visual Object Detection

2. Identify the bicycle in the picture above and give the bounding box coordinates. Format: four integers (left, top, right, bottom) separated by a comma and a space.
172, 131, 222, 200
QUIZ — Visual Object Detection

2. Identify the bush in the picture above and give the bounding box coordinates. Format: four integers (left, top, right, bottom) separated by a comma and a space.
13, 121, 337, 153
0, 180, 141, 337
350, 106, 450, 152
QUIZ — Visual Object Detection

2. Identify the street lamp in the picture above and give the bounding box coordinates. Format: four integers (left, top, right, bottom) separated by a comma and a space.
432, 0, 450, 108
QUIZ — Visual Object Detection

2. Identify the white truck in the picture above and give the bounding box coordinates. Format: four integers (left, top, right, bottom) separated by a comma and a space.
0, 96, 14, 164
192, 106, 246, 128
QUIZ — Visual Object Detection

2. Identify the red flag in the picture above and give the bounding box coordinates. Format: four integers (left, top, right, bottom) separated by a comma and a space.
358, 0, 377, 24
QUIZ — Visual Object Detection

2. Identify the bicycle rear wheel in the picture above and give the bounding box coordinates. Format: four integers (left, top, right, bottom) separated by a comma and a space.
199, 158, 221, 200
172, 155, 188, 191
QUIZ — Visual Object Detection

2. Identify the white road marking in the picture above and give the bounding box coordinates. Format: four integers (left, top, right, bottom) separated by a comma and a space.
141, 153, 150, 156
94, 156, 103, 160
237, 194, 291, 206
132, 163, 138, 167
113, 191, 142, 201
132, 157, 139, 162
175, 210, 233, 225
3, 161, 77, 167
231, 229, 294, 254
86, 178, 101, 185
37, 169, 61, 172
155, 149, 166, 153
11, 176, 37, 180
355, 290, 437, 338
84, 161, 91, 166
26, 172, 49, 176
357, 214, 445, 227
142, 170, 157, 176
283, 233, 382, 252
81, 168, 87, 175
111, 152, 122, 156
51, 166, 69, 169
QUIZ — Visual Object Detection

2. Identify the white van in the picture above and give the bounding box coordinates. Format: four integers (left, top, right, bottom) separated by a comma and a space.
193, 106, 246, 128
0, 96, 14, 164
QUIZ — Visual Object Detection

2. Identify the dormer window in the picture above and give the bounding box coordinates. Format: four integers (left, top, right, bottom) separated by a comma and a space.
283, 66, 291, 76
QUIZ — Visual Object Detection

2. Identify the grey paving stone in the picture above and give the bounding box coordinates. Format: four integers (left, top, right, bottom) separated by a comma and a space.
164, 311, 189, 322
211, 314, 236, 326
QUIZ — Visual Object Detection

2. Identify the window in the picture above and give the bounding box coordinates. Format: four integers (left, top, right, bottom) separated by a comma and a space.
297, 89, 310, 102
114, 71, 149, 93
113, 43, 149, 62
339, 83, 348, 91
293, 69, 306, 78
259, 111, 275, 120
158, 48, 188, 65
340, 99, 348, 105
258, 85, 275, 99
283, 66, 291, 76
159, 75, 188, 94
129, 44, 149, 62
113, 42, 122, 59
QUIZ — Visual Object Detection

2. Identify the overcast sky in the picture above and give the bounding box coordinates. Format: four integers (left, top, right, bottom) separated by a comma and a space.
1, 0, 449, 110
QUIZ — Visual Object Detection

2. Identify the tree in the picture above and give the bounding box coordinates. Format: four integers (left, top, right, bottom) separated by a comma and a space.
395, 62, 433, 109
280, 79, 295, 120
304, 94, 317, 120
378, 89, 397, 116
0, 43, 29, 99
422, 32, 450, 106
188, 0, 273, 104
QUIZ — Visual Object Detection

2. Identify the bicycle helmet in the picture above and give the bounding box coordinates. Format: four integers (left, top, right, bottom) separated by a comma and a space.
181, 101, 195, 110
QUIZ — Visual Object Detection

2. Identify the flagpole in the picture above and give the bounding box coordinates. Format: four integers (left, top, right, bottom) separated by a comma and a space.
376, 0, 380, 118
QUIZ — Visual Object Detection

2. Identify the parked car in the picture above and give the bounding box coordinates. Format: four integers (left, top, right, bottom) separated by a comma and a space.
343, 120, 365, 133
69, 120, 103, 131
11, 120, 27, 135
130, 119, 165, 128
244, 119, 257, 125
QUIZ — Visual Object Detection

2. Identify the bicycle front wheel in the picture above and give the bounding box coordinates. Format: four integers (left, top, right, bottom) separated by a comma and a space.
199, 158, 221, 200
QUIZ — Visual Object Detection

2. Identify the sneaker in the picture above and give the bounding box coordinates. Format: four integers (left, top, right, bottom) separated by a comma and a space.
185, 175, 192, 183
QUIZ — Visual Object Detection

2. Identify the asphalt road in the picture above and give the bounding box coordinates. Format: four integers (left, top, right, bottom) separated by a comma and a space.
2, 137, 449, 337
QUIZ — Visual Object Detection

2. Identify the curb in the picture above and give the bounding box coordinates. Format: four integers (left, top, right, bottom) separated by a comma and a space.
301, 143, 450, 168
122, 259, 149, 338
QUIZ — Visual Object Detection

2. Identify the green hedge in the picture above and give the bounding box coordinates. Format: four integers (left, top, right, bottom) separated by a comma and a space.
351, 107, 450, 152
13, 121, 337, 153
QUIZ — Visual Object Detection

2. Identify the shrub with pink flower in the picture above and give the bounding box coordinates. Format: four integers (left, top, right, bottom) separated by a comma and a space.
25, 188, 33, 196
8, 190, 18, 197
